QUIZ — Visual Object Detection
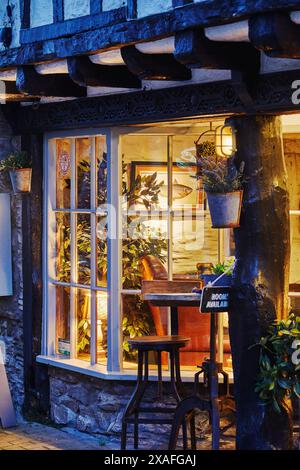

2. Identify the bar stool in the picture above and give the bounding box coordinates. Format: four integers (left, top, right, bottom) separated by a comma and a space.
121, 335, 190, 450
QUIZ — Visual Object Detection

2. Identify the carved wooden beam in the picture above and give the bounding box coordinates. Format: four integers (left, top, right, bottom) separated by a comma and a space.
249, 11, 300, 58
67, 56, 141, 88
121, 46, 191, 81
16, 66, 86, 97
174, 29, 260, 109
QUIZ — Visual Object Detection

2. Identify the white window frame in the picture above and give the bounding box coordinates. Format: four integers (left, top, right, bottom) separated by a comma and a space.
38, 123, 233, 381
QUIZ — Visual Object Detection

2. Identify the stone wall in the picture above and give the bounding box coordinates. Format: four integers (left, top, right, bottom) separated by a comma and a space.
49, 366, 193, 446
0, 108, 24, 417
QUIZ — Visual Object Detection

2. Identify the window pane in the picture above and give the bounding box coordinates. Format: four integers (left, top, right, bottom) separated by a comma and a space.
123, 217, 168, 289
76, 288, 91, 361
172, 136, 201, 208
97, 292, 108, 366
97, 215, 108, 287
76, 138, 91, 209
55, 213, 71, 283
56, 139, 71, 209
172, 214, 218, 279
56, 286, 70, 357
121, 135, 168, 211
122, 293, 168, 369
96, 136, 108, 207
77, 214, 91, 285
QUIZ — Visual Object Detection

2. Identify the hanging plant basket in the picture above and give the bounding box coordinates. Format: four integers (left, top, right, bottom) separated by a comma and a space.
206, 190, 243, 228
9, 168, 32, 193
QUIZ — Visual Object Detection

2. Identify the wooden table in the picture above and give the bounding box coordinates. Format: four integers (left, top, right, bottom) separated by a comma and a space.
143, 291, 222, 449
143, 292, 201, 335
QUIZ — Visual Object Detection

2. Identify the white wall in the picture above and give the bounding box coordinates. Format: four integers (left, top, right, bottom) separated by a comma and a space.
30, 0, 53, 27
64, 0, 90, 20
137, 0, 173, 18
102, 0, 126, 10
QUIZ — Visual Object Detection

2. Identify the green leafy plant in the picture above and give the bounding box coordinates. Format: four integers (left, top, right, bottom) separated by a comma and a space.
0, 151, 32, 171
201, 156, 245, 193
211, 258, 235, 275
255, 313, 300, 413
195, 140, 244, 193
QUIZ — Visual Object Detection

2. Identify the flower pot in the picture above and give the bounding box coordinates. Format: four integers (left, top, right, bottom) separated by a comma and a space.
201, 274, 232, 287
206, 190, 243, 228
9, 169, 32, 193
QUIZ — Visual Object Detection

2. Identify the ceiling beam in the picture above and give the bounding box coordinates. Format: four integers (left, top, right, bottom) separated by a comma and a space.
249, 11, 300, 58
16, 66, 86, 97
0, 81, 39, 102
67, 56, 141, 88
174, 29, 260, 71
174, 28, 260, 109
121, 46, 191, 80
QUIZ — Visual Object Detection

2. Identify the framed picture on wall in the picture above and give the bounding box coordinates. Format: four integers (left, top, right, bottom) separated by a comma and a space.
130, 161, 204, 208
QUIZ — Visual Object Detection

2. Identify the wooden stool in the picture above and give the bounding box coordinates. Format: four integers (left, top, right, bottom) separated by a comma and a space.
121, 335, 190, 450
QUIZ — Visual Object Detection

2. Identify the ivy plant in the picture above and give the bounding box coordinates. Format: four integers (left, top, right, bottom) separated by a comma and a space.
255, 313, 300, 413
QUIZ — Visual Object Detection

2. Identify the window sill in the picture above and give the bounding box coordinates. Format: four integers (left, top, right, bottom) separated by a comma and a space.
36, 355, 234, 383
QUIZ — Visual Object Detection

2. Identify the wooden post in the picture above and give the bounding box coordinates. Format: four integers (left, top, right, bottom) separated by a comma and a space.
229, 115, 293, 449
21, 134, 50, 417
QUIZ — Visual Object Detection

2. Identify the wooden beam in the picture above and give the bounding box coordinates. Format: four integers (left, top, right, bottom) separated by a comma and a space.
20, 7, 127, 44
127, 0, 137, 19
91, 0, 102, 15
121, 46, 191, 80
67, 55, 141, 88
172, 0, 192, 6
20, 0, 30, 29
8, 69, 300, 133
21, 133, 50, 418
175, 29, 260, 71
53, 0, 64, 23
16, 66, 86, 97
249, 11, 300, 58
0, 81, 40, 102
5, 0, 300, 69
174, 28, 260, 108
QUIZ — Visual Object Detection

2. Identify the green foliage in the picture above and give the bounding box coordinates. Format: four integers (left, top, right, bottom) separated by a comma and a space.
122, 296, 152, 358
196, 141, 217, 159
255, 313, 300, 413
0, 151, 32, 171
196, 141, 244, 193
211, 258, 235, 275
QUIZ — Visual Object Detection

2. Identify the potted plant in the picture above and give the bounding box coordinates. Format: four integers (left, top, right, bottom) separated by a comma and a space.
0, 151, 32, 193
196, 141, 244, 228
201, 258, 234, 286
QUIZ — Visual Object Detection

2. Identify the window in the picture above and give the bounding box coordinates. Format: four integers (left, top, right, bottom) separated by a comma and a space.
46, 133, 109, 366
44, 123, 232, 376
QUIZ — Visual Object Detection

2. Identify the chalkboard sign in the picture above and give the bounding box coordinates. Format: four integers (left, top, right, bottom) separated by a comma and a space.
200, 286, 231, 313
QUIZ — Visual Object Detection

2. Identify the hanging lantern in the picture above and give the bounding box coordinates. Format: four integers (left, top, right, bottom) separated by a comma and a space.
215, 124, 236, 158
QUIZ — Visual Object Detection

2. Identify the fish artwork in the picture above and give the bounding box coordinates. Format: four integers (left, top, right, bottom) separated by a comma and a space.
159, 180, 193, 200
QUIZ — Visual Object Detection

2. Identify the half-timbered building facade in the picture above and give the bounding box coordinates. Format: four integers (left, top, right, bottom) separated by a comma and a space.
1, 0, 300, 449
